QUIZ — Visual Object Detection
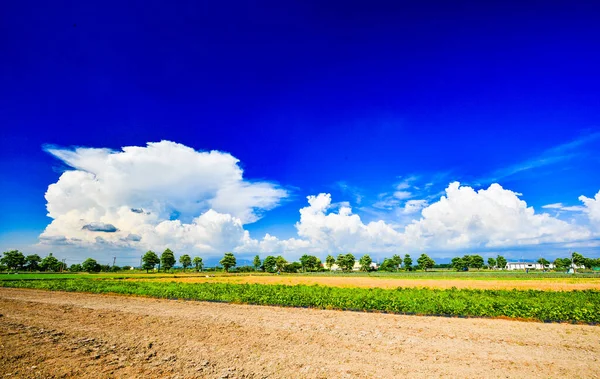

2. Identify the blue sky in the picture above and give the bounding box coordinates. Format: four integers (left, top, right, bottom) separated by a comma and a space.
1, 1, 599, 265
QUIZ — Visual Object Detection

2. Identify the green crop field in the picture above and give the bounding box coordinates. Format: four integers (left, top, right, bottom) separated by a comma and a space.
2, 276, 599, 324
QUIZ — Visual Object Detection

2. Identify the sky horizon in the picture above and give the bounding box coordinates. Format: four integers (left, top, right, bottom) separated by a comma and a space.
1, 1, 600, 266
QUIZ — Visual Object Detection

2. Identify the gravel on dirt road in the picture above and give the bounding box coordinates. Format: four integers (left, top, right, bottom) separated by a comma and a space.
1, 288, 598, 378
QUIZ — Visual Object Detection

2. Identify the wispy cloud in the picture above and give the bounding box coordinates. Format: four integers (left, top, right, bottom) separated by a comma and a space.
479, 132, 600, 184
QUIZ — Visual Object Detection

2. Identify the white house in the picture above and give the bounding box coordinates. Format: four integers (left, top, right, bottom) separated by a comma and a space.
505, 262, 553, 271
505, 261, 584, 271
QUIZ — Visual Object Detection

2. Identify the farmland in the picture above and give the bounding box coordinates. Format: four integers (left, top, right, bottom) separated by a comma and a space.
2, 272, 600, 377
2, 287, 600, 378
1, 272, 600, 323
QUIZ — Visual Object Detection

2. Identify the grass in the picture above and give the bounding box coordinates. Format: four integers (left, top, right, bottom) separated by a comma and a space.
1, 276, 599, 324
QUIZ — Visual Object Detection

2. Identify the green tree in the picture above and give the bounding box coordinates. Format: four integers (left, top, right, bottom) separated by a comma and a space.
275, 256, 287, 272
263, 256, 277, 273
537, 257, 550, 269
583, 258, 595, 269
470, 255, 484, 270
40, 253, 61, 272
299, 255, 319, 272
325, 255, 336, 270
25, 254, 41, 271
487, 257, 496, 269
253, 255, 261, 271
220, 252, 237, 272
69, 263, 83, 272
451, 256, 468, 271
82, 258, 100, 273
379, 258, 396, 272
336, 253, 355, 271
359, 254, 372, 271
142, 250, 160, 273
554, 257, 571, 270
391, 254, 402, 271
161, 248, 176, 272
572, 252, 585, 272
417, 253, 435, 271
1, 250, 26, 271
403, 254, 413, 271
179, 254, 192, 272
282, 262, 302, 273
193, 256, 203, 272
496, 255, 507, 270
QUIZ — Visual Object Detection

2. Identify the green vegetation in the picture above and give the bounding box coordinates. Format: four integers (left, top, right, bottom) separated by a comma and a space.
220, 252, 236, 272
1, 277, 599, 323
336, 253, 355, 271
142, 251, 160, 272
179, 254, 192, 272
161, 249, 176, 272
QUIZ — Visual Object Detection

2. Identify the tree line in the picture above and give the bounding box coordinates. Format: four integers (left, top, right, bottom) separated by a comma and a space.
3, 249, 599, 274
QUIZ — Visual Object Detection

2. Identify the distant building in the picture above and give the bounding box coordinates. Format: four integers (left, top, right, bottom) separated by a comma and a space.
505, 261, 584, 270
505, 261, 553, 271
352, 261, 379, 271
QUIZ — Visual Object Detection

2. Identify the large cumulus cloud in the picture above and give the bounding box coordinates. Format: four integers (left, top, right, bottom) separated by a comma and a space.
40, 141, 287, 253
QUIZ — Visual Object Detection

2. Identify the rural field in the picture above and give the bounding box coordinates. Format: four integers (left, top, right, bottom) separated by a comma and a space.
1, 272, 600, 378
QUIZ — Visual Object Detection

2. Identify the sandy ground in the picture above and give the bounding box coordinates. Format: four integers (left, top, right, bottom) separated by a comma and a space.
147, 275, 600, 291
1, 288, 599, 378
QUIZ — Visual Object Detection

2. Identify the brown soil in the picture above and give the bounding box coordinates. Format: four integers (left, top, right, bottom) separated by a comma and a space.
148, 275, 600, 291
1, 288, 598, 379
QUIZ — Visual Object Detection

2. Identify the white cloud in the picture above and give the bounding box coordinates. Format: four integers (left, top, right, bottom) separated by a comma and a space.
542, 203, 585, 212
402, 182, 591, 250
579, 190, 600, 229
403, 200, 428, 214
40, 141, 287, 254
38, 141, 600, 260
542, 203, 564, 209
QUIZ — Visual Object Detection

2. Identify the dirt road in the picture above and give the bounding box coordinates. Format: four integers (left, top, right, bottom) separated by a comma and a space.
1, 288, 598, 378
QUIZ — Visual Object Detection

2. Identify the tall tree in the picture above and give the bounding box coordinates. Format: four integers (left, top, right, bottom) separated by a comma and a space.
82, 258, 100, 273
25, 254, 41, 271
161, 248, 176, 272
379, 258, 396, 272
299, 255, 319, 272
496, 255, 507, 270
359, 254, 372, 271
325, 255, 336, 270
142, 250, 160, 273
451, 256, 468, 271
220, 252, 237, 272
336, 253, 355, 271
253, 255, 261, 271
487, 257, 496, 269
1, 250, 26, 271
263, 256, 277, 273
572, 252, 585, 272
193, 256, 203, 272
470, 255, 484, 270
417, 253, 435, 271
179, 254, 192, 272
403, 254, 413, 271
391, 254, 402, 271
275, 256, 287, 272
40, 253, 61, 272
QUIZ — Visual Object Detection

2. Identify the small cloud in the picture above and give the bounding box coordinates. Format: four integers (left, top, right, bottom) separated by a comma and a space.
542, 203, 585, 212
82, 222, 119, 233
131, 208, 144, 214
393, 191, 412, 200
403, 200, 428, 214
542, 203, 564, 209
